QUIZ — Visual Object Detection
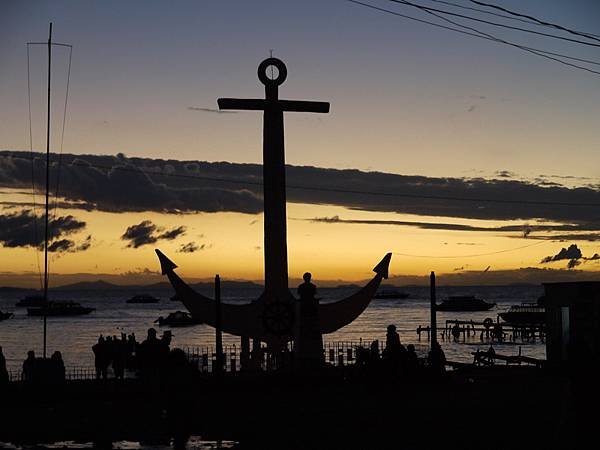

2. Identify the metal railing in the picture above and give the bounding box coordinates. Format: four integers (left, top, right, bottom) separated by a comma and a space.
6, 341, 431, 381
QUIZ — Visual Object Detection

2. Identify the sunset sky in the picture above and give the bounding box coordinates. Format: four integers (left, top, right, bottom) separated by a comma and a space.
1, 0, 599, 287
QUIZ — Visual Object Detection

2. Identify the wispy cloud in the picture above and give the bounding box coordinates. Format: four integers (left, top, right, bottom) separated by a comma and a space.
187, 106, 238, 114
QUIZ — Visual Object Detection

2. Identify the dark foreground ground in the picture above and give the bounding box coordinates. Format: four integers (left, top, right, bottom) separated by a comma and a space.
0, 366, 595, 450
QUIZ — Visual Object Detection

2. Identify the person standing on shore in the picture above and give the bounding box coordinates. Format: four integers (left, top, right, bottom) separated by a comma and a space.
296, 272, 324, 369
22, 350, 36, 382
92, 336, 109, 380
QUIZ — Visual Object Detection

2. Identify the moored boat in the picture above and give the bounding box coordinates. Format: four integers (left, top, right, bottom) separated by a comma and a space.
436, 296, 496, 312
27, 301, 95, 317
374, 290, 410, 300
0, 311, 14, 321
499, 303, 545, 325
15, 295, 46, 308
126, 294, 160, 304
155, 310, 201, 327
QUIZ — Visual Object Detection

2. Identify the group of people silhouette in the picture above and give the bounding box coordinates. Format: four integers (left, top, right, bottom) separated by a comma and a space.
356, 324, 447, 377
92, 329, 174, 380
20, 349, 65, 383
92, 332, 138, 379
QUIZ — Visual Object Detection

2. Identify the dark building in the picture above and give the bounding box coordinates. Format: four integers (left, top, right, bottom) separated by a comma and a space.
543, 281, 600, 364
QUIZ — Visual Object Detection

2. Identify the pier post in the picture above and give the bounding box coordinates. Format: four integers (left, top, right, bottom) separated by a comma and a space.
430, 271, 437, 348
215, 274, 224, 374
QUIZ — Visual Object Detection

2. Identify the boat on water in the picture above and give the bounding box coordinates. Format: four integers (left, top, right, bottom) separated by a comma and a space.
126, 294, 160, 304
499, 303, 545, 325
27, 301, 95, 317
436, 296, 496, 312
155, 311, 201, 327
374, 290, 410, 300
0, 311, 14, 321
15, 295, 46, 308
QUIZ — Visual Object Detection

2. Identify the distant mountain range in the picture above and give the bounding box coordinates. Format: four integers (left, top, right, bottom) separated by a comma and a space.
0, 279, 265, 293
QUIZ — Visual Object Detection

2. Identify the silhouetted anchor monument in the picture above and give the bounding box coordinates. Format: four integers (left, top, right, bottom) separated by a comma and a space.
156, 57, 391, 351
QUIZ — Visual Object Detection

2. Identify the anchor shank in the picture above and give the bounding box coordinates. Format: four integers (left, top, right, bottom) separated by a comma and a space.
263, 107, 289, 296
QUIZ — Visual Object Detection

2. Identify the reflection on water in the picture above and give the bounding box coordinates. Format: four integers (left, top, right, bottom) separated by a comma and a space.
0, 285, 546, 370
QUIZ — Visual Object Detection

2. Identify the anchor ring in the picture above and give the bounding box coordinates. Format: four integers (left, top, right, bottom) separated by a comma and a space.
258, 57, 287, 87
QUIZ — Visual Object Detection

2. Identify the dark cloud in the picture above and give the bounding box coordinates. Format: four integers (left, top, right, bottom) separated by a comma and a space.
0, 210, 86, 249
77, 235, 92, 251
121, 221, 187, 248
178, 242, 206, 253
122, 221, 157, 248
187, 107, 237, 114
541, 244, 583, 263
48, 239, 75, 253
0, 152, 262, 215
539, 244, 595, 269
1, 152, 599, 228
158, 226, 186, 240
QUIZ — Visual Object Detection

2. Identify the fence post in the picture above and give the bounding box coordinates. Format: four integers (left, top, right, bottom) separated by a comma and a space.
215, 274, 224, 375
430, 271, 437, 349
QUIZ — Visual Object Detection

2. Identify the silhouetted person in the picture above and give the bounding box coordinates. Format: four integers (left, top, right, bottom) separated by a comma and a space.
383, 324, 407, 373
165, 348, 195, 449
158, 331, 173, 375
112, 336, 127, 380
93, 336, 109, 379
296, 272, 324, 369
50, 351, 65, 382
127, 333, 137, 369
0, 346, 8, 385
427, 342, 446, 376
451, 323, 461, 341
492, 323, 503, 342
139, 328, 162, 381
23, 350, 36, 382
406, 344, 419, 376
370, 340, 380, 361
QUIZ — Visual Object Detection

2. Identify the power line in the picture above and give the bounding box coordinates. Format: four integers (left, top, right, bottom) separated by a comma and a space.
470, 0, 600, 43
394, 240, 548, 258
26, 43, 43, 290
428, 0, 543, 27
390, 0, 600, 48
3, 153, 600, 208
51, 45, 73, 230
390, 0, 600, 76
347, 1, 600, 76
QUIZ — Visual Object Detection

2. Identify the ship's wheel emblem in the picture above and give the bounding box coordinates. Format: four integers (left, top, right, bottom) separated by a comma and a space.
262, 300, 295, 336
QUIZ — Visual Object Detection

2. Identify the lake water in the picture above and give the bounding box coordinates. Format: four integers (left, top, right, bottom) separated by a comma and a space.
0, 284, 546, 371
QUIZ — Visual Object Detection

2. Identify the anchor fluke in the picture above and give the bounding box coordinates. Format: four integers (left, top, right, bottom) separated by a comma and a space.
373, 252, 392, 279
155, 249, 178, 274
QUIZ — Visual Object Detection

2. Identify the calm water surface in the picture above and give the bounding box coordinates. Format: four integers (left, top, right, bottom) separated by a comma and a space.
0, 285, 546, 370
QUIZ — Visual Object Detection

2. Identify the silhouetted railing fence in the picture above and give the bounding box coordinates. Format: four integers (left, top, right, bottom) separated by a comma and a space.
183, 341, 430, 373
8, 365, 97, 382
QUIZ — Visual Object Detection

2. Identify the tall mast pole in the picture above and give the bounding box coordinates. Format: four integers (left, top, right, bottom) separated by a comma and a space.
43, 22, 52, 359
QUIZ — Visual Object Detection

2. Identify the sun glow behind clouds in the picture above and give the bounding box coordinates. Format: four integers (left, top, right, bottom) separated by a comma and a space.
2, 187, 598, 287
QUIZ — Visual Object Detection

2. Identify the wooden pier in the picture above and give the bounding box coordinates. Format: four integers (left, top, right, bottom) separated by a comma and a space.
417, 318, 545, 343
